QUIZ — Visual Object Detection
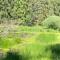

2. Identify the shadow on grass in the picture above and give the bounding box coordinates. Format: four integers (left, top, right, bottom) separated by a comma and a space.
50, 44, 60, 60
3, 51, 28, 60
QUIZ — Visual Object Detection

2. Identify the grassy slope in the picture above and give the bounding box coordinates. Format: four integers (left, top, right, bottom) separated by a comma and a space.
0, 26, 60, 60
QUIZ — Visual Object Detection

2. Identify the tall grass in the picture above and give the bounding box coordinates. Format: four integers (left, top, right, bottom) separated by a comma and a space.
36, 33, 57, 44
0, 26, 60, 60
0, 37, 21, 49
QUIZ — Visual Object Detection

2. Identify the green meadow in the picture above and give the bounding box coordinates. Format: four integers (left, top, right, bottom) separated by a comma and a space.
0, 26, 60, 60
0, 0, 60, 60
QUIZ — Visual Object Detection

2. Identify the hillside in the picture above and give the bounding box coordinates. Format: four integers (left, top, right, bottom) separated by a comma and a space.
0, 0, 60, 60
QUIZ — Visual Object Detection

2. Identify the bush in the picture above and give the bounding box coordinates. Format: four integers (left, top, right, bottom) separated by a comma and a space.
42, 16, 60, 30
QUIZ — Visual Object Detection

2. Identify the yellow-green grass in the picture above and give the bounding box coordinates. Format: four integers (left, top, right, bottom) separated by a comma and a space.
5, 32, 60, 60
0, 36, 21, 49
16, 26, 59, 32
0, 26, 60, 60
12, 34, 60, 60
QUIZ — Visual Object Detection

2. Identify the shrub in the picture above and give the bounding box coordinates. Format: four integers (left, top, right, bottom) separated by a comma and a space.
42, 16, 60, 30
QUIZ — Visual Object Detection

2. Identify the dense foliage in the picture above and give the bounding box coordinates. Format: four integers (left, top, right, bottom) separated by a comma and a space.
42, 16, 60, 30
0, 0, 60, 25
